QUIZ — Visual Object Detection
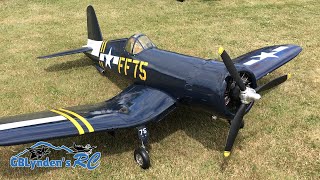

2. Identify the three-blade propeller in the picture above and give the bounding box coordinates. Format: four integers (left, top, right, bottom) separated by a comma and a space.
218, 47, 290, 157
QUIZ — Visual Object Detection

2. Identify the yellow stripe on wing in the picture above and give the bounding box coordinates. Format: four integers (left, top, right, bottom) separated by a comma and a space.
58, 108, 94, 133
50, 109, 85, 135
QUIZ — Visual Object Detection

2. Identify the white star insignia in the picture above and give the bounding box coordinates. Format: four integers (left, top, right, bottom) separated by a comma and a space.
104, 48, 113, 69
244, 46, 289, 66
251, 52, 278, 60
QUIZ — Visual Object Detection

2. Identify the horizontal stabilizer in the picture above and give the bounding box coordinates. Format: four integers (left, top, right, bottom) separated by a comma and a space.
38, 47, 92, 59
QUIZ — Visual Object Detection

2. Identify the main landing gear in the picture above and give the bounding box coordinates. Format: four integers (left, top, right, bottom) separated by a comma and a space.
134, 126, 150, 169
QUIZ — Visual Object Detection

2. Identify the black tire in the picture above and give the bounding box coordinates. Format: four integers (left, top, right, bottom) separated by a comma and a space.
134, 147, 150, 169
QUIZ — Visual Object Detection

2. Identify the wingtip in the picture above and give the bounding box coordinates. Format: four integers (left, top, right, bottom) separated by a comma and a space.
218, 47, 224, 55
223, 151, 231, 157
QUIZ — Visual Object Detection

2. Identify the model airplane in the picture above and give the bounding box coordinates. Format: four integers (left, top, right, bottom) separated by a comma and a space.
0, 5, 302, 169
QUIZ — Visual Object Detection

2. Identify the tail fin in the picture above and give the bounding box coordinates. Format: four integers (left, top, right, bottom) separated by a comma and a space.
87, 5, 103, 41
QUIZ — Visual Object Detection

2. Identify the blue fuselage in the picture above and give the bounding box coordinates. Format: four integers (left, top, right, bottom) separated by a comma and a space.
86, 39, 256, 118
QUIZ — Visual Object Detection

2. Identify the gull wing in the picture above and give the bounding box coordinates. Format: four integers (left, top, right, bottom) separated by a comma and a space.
0, 85, 176, 146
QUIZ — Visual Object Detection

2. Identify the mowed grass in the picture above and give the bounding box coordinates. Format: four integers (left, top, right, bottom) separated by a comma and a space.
0, 0, 319, 179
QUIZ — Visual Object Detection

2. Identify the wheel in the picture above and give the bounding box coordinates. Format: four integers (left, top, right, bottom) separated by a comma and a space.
228, 120, 245, 129
134, 147, 150, 169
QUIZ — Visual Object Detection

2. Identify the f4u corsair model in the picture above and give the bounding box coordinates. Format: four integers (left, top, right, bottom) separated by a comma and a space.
0, 5, 302, 169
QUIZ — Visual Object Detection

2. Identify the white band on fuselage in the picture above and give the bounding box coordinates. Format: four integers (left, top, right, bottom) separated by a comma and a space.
84, 39, 103, 57
0, 116, 67, 131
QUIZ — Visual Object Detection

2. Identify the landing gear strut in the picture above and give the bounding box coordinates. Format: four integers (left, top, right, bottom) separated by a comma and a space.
134, 126, 150, 169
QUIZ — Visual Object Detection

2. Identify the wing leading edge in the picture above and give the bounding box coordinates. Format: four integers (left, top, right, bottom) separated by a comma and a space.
0, 85, 176, 146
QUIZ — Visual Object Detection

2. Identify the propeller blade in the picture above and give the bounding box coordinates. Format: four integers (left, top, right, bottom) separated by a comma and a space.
224, 103, 246, 157
219, 47, 246, 91
255, 74, 291, 93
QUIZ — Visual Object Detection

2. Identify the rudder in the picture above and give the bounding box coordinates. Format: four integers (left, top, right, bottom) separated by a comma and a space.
87, 5, 103, 41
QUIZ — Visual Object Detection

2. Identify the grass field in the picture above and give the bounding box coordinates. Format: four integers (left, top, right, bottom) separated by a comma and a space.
0, 0, 319, 179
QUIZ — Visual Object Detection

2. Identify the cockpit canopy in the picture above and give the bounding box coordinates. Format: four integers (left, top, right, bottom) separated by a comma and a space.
125, 34, 156, 55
